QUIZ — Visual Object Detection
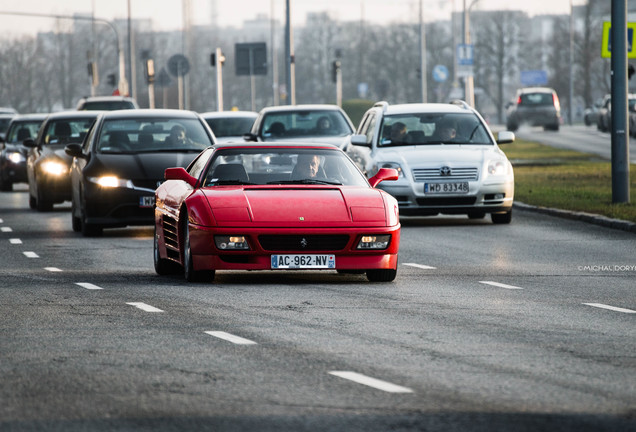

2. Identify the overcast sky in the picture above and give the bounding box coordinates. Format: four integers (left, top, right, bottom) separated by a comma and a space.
1, 0, 580, 38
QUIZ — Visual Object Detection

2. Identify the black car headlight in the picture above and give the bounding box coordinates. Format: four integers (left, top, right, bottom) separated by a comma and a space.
8, 152, 25, 164
88, 176, 132, 188
41, 161, 68, 176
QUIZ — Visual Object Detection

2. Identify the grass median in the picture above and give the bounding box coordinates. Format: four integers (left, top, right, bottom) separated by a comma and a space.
500, 139, 636, 223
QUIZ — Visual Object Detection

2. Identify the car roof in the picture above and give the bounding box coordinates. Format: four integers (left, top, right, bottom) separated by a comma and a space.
381, 102, 475, 115
516, 87, 556, 94
201, 111, 258, 119
99, 109, 202, 120
43, 111, 102, 120
9, 113, 48, 122
79, 96, 136, 102
258, 104, 345, 114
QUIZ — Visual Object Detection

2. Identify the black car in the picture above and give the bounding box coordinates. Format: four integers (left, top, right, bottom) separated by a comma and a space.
25, 111, 100, 211
0, 114, 47, 191
65, 109, 216, 236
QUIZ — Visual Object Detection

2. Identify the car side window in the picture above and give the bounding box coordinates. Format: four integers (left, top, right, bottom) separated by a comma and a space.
188, 148, 214, 181
363, 113, 377, 145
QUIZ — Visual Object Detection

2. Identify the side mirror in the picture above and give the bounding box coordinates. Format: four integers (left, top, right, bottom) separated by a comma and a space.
65, 143, 87, 159
165, 167, 197, 187
350, 134, 370, 147
243, 132, 257, 142
369, 168, 398, 188
23, 138, 36, 148
496, 131, 515, 144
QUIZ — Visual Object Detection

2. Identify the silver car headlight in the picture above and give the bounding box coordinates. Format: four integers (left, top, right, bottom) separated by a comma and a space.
486, 160, 509, 177
88, 175, 132, 188
371, 162, 403, 177
8, 152, 25, 164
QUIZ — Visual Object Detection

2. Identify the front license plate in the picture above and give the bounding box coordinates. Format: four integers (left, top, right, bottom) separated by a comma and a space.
271, 254, 336, 269
139, 196, 154, 208
424, 182, 469, 194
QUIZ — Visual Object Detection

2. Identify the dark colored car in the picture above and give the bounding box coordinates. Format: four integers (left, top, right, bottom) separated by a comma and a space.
0, 114, 47, 191
0, 113, 17, 141
25, 111, 100, 211
65, 109, 216, 236
506, 87, 561, 131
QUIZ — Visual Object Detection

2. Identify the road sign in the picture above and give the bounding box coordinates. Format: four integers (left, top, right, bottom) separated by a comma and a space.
432, 65, 449, 82
457, 44, 474, 66
167, 54, 190, 77
601, 21, 636, 58
235, 43, 268, 76
520, 70, 548, 86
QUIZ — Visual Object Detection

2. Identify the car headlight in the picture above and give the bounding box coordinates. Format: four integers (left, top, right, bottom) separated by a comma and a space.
41, 160, 68, 176
89, 176, 132, 188
356, 235, 391, 250
372, 162, 403, 177
487, 160, 508, 176
8, 152, 25, 164
215, 235, 250, 250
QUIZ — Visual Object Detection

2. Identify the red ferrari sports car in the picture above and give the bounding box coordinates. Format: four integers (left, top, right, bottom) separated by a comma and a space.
153, 143, 400, 282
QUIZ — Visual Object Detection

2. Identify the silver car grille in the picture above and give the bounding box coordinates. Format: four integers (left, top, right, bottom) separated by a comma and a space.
412, 167, 479, 181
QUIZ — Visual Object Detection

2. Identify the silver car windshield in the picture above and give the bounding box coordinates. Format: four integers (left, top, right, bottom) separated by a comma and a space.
379, 113, 493, 146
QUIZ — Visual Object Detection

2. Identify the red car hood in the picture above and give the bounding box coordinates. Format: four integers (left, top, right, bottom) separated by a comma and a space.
202, 186, 389, 227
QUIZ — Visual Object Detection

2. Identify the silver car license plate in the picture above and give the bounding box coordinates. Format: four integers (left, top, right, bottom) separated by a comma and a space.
139, 196, 155, 207
424, 182, 469, 194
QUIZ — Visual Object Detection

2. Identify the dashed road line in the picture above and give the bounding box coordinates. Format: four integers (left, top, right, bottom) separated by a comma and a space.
126, 302, 164, 313
329, 371, 413, 393
583, 303, 636, 314
205, 331, 257, 345
76, 282, 103, 290
403, 263, 437, 270
9, 238, 22, 244
23, 251, 39, 258
479, 281, 523, 290
1, 227, 13, 232
45, 267, 63, 272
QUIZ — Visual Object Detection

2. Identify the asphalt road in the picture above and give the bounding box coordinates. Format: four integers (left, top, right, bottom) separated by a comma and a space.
1, 185, 635, 431
507, 123, 636, 164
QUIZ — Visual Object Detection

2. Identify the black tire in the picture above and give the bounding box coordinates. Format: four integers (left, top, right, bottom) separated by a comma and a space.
79, 191, 102, 236
491, 211, 512, 224
366, 268, 397, 282
154, 227, 181, 275
71, 200, 81, 232
183, 219, 214, 283
36, 185, 53, 212
29, 194, 36, 209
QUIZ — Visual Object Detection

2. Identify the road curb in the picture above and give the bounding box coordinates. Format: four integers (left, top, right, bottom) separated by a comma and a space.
513, 202, 636, 234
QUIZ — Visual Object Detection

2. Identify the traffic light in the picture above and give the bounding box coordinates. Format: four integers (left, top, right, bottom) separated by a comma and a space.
331, 60, 341, 83
107, 73, 116, 87
629, 64, 635, 80
210, 50, 225, 67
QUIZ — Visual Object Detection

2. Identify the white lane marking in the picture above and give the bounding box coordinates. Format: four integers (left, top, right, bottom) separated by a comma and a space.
45, 267, 63, 272
76, 282, 103, 290
403, 263, 437, 270
126, 302, 164, 313
23, 251, 39, 258
9, 238, 22, 244
205, 331, 257, 345
583, 303, 636, 314
329, 371, 414, 393
479, 281, 523, 290
1, 227, 13, 232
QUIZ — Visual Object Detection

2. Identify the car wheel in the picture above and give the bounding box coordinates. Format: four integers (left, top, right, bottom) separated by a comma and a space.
183, 218, 214, 283
71, 199, 81, 232
29, 194, 36, 209
491, 211, 512, 224
154, 226, 181, 275
366, 268, 397, 282
36, 185, 53, 212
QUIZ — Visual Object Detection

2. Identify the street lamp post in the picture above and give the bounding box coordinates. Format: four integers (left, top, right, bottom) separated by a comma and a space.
462, 0, 479, 107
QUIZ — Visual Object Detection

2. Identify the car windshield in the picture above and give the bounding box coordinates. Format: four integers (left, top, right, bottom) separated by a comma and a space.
205, 117, 256, 137
97, 118, 211, 154
43, 118, 95, 145
5, 120, 43, 143
201, 147, 368, 187
378, 113, 493, 146
260, 110, 352, 140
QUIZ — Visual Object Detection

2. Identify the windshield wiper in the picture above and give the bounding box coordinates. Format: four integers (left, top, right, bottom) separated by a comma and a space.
269, 179, 342, 185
